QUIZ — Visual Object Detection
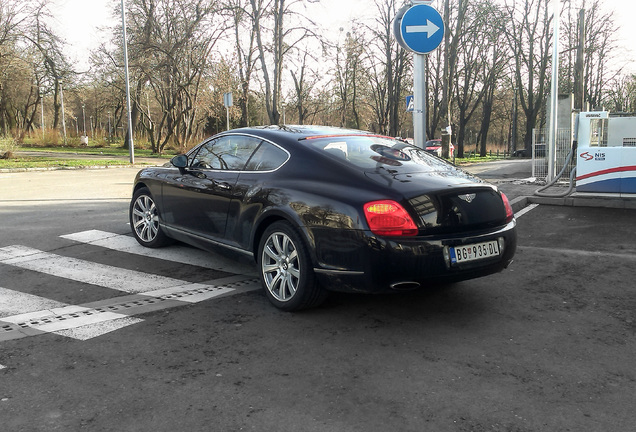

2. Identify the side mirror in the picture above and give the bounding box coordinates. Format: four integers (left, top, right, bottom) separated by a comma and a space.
171, 154, 188, 173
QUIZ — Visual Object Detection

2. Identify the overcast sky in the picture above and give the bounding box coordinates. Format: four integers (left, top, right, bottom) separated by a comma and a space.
50, 0, 636, 73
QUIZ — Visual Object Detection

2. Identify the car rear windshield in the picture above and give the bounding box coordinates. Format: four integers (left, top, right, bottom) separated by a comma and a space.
303, 135, 450, 171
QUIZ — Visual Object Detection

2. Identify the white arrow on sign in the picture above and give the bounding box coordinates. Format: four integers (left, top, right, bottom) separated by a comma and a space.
405, 20, 440, 38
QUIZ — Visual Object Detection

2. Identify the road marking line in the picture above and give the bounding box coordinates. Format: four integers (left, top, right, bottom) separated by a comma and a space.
0, 245, 195, 294
0, 275, 259, 342
0, 287, 69, 318
54, 317, 144, 341
60, 230, 257, 275
0, 239, 261, 342
515, 203, 539, 218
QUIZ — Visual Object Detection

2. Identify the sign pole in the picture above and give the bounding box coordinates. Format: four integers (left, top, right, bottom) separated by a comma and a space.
223, 92, 233, 131
121, 0, 134, 164
394, 1, 443, 150
413, 54, 426, 149
547, 0, 560, 182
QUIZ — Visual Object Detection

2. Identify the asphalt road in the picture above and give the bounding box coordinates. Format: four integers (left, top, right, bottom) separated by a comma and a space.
1, 162, 635, 431
462, 158, 533, 180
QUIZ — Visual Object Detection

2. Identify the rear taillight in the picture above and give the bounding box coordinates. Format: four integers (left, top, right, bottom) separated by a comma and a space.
500, 192, 514, 223
364, 200, 418, 237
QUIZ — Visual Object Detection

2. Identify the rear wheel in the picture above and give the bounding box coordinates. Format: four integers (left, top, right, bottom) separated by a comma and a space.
258, 221, 327, 311
130, 187, 172, 248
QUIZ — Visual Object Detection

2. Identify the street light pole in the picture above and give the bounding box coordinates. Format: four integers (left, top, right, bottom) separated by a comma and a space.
40, 87, 45, 140
511, 87, 518, 154
547, 0, 561, 182
121, 0, 134, 164
82, 103, 86, 136
59, 80, 67, 145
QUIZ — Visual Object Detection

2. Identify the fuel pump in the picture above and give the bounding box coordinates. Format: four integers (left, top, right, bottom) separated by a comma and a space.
575, 112, 636, 195
534, 111, 636, 197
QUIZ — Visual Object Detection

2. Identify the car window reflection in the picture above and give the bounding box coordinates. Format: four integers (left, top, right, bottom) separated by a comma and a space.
306, 136, 450, 171
191, 135, 261, 171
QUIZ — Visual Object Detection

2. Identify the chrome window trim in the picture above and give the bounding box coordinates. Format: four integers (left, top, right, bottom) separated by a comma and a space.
184, 133, 291, 174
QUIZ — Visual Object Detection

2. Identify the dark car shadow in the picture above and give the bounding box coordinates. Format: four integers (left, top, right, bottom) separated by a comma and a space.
310, 281, 494, 324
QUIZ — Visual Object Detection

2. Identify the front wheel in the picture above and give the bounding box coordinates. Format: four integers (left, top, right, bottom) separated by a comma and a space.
130, 187, 172, 248
258, 221, 327, 311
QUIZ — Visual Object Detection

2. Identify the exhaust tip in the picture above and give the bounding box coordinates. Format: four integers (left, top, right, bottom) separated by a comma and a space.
390, 281, 421, 291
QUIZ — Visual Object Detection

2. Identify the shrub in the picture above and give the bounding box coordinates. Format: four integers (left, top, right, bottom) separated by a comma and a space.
0, 137, 18, 159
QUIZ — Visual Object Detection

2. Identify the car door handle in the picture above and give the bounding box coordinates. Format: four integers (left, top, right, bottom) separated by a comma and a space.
214, 180, 232, 190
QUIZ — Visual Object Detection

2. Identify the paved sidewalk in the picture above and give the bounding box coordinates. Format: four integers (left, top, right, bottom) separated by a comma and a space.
493, 179, 636, 212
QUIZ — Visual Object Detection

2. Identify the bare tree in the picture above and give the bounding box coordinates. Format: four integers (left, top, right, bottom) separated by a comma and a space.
289, 51, 314, 125
441, 0, 468, 148
120, 0, 226, 152
425, 49, 444, 140
452, 0, 494, 157
332, 26, 366, 129
249, 0, 316, 125
561, 0, 622, 110
0, 0, 69, 136
606, 74, 636, 112
366, 0, 409, 136
228, 0, 258, 127
504, 0, 553, 152
475, 0, 510, 156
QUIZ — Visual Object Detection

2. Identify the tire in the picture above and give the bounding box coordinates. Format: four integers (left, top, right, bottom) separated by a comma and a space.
130, 187, 172, 248
258, 221, 327, 311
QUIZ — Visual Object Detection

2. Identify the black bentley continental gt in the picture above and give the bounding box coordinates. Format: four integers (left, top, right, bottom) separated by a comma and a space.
130, 126, 516, 311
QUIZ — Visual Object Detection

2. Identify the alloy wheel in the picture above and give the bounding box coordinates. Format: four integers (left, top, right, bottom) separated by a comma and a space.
261, 231, 300, 302
132, 194, 159, 243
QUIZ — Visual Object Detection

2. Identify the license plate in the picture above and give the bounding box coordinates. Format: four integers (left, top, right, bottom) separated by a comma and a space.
450, 240, 500, 264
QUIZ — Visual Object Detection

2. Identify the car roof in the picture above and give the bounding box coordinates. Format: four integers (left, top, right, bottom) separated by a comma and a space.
220, 125, 385, 142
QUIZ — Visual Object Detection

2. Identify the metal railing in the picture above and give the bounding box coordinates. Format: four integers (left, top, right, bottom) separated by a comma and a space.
532, 128, 576, 180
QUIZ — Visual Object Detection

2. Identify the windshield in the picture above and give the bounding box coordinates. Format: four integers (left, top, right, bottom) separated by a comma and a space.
304, 136, 451, 172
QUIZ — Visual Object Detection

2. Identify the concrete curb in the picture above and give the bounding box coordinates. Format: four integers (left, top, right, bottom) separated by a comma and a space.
512, 194, 636, 213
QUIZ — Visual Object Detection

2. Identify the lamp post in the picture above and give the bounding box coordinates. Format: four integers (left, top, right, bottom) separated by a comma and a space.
82, 103, 86, 136
511, 87, 518, 155
59, 79, 67, 145
39, 87, 45, 140
547, 0, 561, 181
121, 0, 134, 163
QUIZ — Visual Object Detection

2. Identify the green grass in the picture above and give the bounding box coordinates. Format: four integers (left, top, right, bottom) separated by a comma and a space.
0, 157, 152, 170
17, 144, 173, 158
454, 155, 508, 165
0, 144, 171, 169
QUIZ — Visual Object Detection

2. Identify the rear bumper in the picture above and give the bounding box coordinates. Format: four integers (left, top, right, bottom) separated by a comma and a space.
311, 220, 517, 293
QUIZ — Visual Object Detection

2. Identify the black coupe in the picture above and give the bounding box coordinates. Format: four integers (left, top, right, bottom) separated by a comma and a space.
130, 126, 516, 311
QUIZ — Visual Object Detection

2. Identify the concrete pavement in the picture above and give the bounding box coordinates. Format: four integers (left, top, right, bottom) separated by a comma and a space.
3, 158, 636, 214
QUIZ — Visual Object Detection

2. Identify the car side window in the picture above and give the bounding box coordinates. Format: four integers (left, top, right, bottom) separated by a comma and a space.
190, 135, 261, 171
244, 141, 289, 171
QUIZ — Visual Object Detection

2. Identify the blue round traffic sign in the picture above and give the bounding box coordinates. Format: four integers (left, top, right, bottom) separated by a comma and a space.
396, 4, 444, 54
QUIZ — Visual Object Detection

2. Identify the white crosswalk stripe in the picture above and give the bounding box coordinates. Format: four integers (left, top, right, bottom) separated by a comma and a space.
0, 287, 144, 341
0, 245, 193, 294
61, 229, 256, 275
0, 233, 260, 342
0, 287, 69, 317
